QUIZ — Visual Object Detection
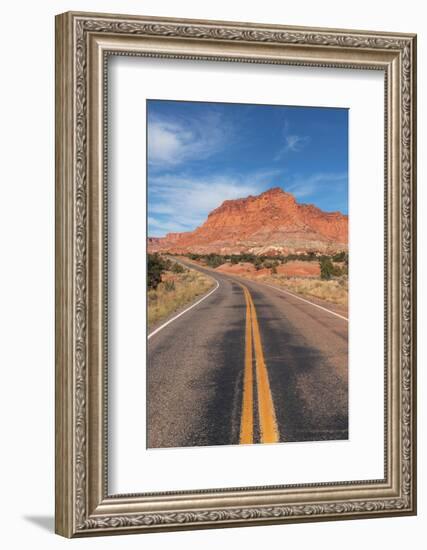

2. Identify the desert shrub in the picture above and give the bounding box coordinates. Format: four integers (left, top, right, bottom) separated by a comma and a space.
163, 257, 172, 270
205, 254, 225, 268
254, 257, 263, 271
230, 255, 240, 265
171, 262, 185, 274
188, 253, 200, 261
332, 251, 348, 263
332, 264, 341, 277
163, 280, 176, 292
263, 259, 279, 270
320, 257, 334, 280
148, 268, 215, 327
147, 253, 167, 289
239, 252, 256, 264
283, 252, 317, 262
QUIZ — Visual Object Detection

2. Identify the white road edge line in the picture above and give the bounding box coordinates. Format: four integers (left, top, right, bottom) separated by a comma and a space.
147, 279, 220, 340
262, 282, 349, 322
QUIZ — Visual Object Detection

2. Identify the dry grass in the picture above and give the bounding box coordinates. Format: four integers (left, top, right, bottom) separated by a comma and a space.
233, 269, 348, 308
267, 275, 348, 307
148, 265, 215, 328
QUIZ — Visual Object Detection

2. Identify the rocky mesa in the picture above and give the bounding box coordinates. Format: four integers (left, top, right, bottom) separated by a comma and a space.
148, 187, 348, 256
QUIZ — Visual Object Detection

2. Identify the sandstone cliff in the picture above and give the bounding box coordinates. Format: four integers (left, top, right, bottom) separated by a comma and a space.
148, 187, 348, 256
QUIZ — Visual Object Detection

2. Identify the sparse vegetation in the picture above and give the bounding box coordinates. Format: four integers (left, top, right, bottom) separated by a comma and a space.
171, 262, 185, 274
271, 276, 348, 307
148, 261, 215, 328
254, 257, 263, 271
320, 257, 334, 280
263, 259, 279, 271
183, 251, 348, 280
163, 280, 176, 292
188, 253, 201, 261
147, 253, 169, 290
180, 250, 348, 308
205, 253, 226, 268
183, 250, 347, 270
332, 251, 348, 264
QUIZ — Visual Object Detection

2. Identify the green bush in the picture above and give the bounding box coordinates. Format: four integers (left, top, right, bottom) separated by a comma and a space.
254, 257, 263, 271
332, 264, 344, 277
263, 259, 279, 270
147, 253, 167, 289
188, 253, 200, 261
332, 251, 347, 263
205, 254, 225, 268
171, 262, 185, 274
320, 258, 334, 280
183, 252, 340, 273
239, 252, 256, 264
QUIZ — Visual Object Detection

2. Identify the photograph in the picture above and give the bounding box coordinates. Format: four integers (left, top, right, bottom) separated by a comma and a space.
147, 100, 349, 449
53, 9, 416, 538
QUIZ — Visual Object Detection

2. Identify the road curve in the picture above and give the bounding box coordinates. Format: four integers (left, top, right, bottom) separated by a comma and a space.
147, 261, 348, 448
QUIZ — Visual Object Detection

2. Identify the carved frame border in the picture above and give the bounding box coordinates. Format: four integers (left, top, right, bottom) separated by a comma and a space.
55, 11, 416, 537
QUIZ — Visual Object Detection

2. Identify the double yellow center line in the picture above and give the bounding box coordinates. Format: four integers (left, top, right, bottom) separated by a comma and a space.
239, 283, 280, 444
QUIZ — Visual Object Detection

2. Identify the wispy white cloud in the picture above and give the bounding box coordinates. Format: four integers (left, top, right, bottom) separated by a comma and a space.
148, 169, 281, 236
284, 135, 311, 153
274, 120, 310, 160
148, 111, 230, 167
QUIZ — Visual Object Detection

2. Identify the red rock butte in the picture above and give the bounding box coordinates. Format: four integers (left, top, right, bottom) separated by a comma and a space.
148, 187, 348, 256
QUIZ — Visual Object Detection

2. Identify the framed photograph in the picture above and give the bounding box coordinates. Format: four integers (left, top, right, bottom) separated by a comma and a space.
55, 11, 417, 537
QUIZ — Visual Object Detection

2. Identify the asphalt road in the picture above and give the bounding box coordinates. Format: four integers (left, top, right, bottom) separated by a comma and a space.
147, 261, 348, 449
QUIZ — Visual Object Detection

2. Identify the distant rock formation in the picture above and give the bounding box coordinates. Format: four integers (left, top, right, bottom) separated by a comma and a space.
148, 187, 348, 256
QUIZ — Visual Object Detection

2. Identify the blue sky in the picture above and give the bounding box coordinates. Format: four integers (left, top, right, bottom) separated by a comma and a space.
147, 100, 348, 237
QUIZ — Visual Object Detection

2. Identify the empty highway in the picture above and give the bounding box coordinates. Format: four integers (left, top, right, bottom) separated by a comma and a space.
147, 261, 348, 448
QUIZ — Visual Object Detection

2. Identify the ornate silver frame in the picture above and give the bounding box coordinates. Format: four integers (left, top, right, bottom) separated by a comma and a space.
55, 11, 417, 537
